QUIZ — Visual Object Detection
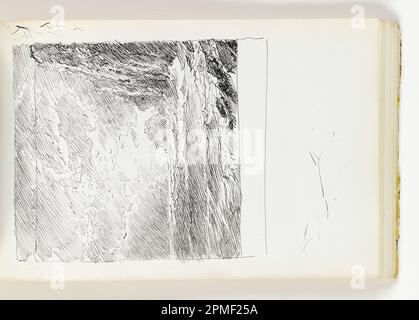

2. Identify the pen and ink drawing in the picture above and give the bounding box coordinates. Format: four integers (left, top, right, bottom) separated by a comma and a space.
14, 40, 242, 262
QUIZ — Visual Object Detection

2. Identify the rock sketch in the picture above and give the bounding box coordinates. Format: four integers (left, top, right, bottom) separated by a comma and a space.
14, 40, 241, 262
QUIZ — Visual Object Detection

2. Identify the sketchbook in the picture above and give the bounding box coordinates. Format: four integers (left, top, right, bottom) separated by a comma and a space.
0, 19, 400, 280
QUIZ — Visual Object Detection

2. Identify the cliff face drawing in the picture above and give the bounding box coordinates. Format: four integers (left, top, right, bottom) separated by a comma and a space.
14, 40, 241, 262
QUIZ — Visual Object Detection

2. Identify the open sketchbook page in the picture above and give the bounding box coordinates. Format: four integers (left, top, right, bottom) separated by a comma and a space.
0, 20, 379, 280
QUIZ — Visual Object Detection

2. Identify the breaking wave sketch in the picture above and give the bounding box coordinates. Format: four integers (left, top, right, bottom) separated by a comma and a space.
14, 40, 241, 262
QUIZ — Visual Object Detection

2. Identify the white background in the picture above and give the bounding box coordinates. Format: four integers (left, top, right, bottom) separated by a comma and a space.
0, 0, 418, 299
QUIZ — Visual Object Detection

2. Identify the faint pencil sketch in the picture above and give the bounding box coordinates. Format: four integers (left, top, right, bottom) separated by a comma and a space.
309, 151, 329, 219
14, 40, 241, 262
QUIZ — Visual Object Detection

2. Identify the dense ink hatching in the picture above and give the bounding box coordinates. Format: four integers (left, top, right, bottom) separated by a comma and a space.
14, 39, 241, 262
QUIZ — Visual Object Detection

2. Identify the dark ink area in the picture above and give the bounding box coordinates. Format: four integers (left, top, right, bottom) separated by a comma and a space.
14, 40, 241, 262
